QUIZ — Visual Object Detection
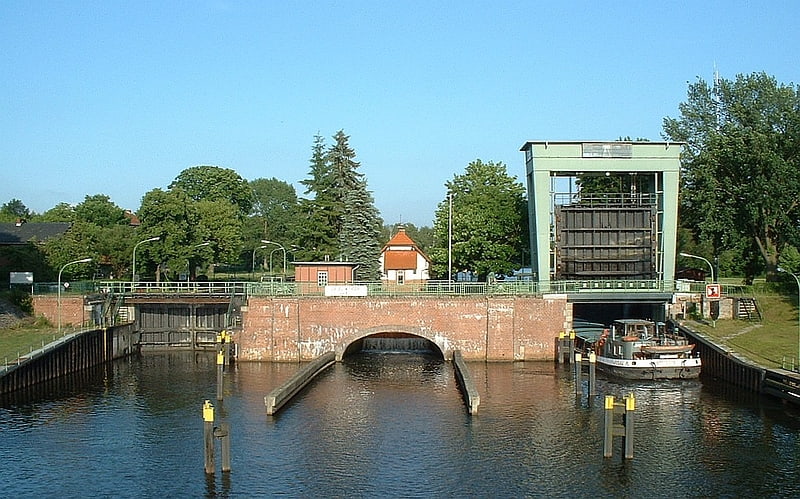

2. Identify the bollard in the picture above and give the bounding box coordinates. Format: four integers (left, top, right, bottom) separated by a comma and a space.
624, 393, 635, 459
574, 352, 583, 394
203, 400, 215, 474
214, 422, 231, 473
602, 393, 636, 459
557, 331, 566, 364
603, 395, 615, 457
216, 351, 225, 401
588, 352, 596, 396
221, 330, 232, 366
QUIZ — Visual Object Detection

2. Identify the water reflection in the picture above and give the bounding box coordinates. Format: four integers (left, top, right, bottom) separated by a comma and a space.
0, 351, 798, 497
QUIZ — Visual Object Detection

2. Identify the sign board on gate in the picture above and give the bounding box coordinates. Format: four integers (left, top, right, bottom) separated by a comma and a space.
325, 285, 368, 297
10, 272, 33, 284
706, 283, 721, 299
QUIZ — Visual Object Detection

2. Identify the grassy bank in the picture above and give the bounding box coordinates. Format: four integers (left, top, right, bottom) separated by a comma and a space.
688, 293, 800, 369
0, 317, 66, 365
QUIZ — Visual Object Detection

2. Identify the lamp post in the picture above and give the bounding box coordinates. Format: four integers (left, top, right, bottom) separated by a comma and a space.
187, 241, 211, 280
680, 252, 717, 327
58, 257, 92, 334
448, 192, 453, 282
679, 252, 715, 283
779, 267, 800, 370
262, 240, 286, 275
132, 236, 160, 284
252, 245, 268, 274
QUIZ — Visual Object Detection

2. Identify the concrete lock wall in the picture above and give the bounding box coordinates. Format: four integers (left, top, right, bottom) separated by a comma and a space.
238, 295, 571, 362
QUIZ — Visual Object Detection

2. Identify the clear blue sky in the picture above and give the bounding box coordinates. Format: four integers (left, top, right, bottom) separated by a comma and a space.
3, 1, 799, 226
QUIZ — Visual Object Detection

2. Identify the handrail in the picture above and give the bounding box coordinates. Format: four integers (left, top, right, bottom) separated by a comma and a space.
67, 279, 681, 298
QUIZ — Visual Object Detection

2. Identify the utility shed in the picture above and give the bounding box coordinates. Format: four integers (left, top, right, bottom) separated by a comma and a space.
519, 141, 683, 288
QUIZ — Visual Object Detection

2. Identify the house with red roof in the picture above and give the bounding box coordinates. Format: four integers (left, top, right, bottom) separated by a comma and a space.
379, 227, 430, 285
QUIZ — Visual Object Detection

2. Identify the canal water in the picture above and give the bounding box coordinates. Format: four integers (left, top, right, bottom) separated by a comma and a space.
1, 351, 799, 498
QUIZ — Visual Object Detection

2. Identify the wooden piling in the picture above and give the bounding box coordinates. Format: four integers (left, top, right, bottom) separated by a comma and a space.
603, 395, 614, 457
216, 351, 224, 401
216, 422, 231, 473
603, 393, 636, 459
203, 400, 215, 474
624, 394, 635, 459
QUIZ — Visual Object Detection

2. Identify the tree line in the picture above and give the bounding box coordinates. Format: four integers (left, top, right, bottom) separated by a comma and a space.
3, 71, 800, 283
1, 130, 526, 282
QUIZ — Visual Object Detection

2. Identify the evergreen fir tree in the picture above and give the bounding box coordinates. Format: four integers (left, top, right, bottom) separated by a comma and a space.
297, 130, 383, 275
341, 178, 383, 280
298, 134, 340, 260
327, 130, 383, 279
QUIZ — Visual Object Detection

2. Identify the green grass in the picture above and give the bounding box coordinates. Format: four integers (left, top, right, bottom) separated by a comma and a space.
689, 293, 800, 369
0, 316, 66, 365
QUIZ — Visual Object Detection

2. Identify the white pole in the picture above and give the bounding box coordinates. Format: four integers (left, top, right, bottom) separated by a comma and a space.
448, 192, 453, 282
58, 257, 92, 334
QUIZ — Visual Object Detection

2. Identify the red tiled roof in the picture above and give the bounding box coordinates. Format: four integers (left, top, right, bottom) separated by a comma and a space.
386, 228, 415, 246
384, 250, 418, 270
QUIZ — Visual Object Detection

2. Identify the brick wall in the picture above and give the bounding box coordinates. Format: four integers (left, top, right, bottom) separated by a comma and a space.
239, 295, 570, 362
33, 295, 89, 327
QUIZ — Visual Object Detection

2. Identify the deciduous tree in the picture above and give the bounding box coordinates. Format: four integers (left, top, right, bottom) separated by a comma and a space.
431, 160, 528, 280
663, 72, 800, 281
0, 199, 32, 222
170, 165, 253, 217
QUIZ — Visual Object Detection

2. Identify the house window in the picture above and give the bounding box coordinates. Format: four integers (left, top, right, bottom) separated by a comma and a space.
318, 271, 328, 287
397, 271, 405, 285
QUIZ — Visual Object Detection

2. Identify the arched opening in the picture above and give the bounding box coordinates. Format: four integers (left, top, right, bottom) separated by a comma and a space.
341, 332, 444, 359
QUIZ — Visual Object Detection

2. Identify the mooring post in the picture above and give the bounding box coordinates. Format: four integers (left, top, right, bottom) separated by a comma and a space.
624, 393, 635, 459
216, 349, 225, 401
219, 330, 233, 367
603, 393, 636, 459
203, 400, 215, 474
574, 351, 582, 394
557, 331, 566, 364
215, 422, 231, 473
603, 395, 614, 457
588, 351, 596, 396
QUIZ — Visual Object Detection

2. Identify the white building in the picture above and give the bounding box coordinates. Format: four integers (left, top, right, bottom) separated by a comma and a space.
379, 227, 430, 285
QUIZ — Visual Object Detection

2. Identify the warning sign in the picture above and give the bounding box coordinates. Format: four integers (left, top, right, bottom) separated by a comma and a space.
706, 284, 721, 299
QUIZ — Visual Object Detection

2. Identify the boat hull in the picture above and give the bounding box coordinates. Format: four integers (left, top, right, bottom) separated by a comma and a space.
596, 356, 701, 380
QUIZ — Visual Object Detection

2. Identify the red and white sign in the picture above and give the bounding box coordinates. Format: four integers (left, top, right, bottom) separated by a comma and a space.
706, 284, 721, 299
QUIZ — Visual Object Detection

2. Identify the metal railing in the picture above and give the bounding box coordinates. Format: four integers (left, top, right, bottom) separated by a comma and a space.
74, 279, 678, 298
96, 281, 249, 296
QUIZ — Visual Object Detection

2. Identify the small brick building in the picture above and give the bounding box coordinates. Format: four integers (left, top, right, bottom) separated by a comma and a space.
294, 261, 360, 285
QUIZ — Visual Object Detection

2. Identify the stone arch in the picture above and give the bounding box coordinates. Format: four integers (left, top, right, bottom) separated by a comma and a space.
335, 325, 450, 361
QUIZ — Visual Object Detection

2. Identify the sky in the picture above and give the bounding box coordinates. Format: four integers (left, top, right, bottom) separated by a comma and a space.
2, 1, 799, 227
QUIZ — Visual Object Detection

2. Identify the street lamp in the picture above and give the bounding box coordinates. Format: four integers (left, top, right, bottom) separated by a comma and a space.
778, 267, 800, 370
132, 236, 160, 283
448, 192, 453, 282
185, 242, 211, 280
252, 245, 268, 273
58, 257, 92, 334
262, 240, 286, 275
679, 252, 715, 283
